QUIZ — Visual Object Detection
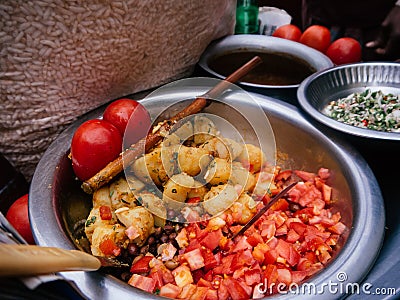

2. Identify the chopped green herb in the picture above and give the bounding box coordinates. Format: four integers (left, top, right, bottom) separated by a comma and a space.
85, 216, 96, 226
324, 89, 400, 132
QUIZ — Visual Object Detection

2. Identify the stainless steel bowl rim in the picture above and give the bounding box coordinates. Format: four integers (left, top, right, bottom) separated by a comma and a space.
198, 34, 334, 89
297, 62, 400, 141
30, 89, 384, 300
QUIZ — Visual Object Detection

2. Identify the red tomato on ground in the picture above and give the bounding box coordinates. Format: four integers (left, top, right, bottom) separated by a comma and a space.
6, 194, 35, 244
272, 24, 302, 42
71, 119, 122, 181
103, 98, 151, 147
299, 25, 331, 53
326, 37, 362, 65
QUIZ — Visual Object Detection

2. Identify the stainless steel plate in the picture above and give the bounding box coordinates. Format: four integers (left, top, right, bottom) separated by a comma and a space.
298, 62, 400, 141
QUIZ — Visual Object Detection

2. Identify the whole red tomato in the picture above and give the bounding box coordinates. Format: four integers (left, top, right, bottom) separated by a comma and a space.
326, 37, 362, 65
6, 194, 35, 244
71, 119, 122, 181
299, 25, 331, 53
272, 24, 302, 42
103, 98, 151, 147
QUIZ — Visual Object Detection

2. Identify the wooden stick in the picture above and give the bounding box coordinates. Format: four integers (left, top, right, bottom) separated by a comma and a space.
230, 182, 297, 240
81, 56, 262, 194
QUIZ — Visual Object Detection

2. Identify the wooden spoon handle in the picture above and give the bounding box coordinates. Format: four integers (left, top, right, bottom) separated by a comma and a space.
0, 244, 101, 277
202, 55, 262, 99
82, 56, 262, 194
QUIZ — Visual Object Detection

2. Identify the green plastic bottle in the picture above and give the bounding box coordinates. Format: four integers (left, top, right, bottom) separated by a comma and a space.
235, 0, 259, 34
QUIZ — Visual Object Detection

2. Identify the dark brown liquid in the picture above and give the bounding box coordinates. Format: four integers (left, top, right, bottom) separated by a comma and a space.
208, 51, 316, 86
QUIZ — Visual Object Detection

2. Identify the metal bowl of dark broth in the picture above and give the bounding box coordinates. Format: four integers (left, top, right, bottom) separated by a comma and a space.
30, 85, 384, 300
198, 35, 333, 103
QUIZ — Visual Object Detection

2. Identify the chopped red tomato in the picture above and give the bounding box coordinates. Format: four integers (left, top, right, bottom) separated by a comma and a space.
99, 238, 120, 256
304, 251, 318, 264
321, 184, 332, 203
130, 255, 153, 274
267, 237, 279, 249
270, 198, 289, 212
186, 223, 208, 241
318, 168, 330, 180
263, 264, 279, 285
175, 228, 188, 248
178, 284, 197, 299
275, 224, 288, 236
213, 254, 235, 275
187, 196, 202, 203
252, 243, 270, 263
218, 280, 230, 300
275, 239, 291, 261
232, 236, 252, 253
159, 283, 182, 298
183, 248, 205, 271
275, 169, 293, 181
244, 269, 261, 286
277, 268, 292, 285
264, 249, 278, 264
185, 239, 201, 253
197, 278, 213, 288
246, 232, 264, 247
328, 222, 346, 235
190, 286, 209, 300
294, 170, 316, 182
99, 205, 112, 220
160, 266, 175, 284
192, 269, 205, 284
286, 229, 301, 243
200, 228, 222, 251
149, 270, 163, 289
128, 274, 156, 293
231, 250, 256, 271
260, 220, 276, 239
291, 270, 307, 284
293, 207, 315, 223
201, 248, 218, 271
206, 289, 219, 300
172, 265, 194, 287
318, 250, 332, 264
224, 277, 251, 300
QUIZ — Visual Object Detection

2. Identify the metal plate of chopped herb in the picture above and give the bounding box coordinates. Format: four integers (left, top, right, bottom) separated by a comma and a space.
323, 89, 400, 133
297, 62, 400, 141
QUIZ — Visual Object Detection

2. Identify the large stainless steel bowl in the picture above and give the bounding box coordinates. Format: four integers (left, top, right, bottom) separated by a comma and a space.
30, 88, 384, 300
198, 35, 333, 104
